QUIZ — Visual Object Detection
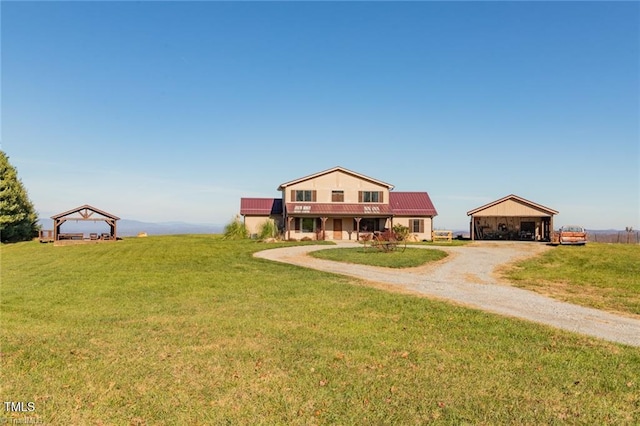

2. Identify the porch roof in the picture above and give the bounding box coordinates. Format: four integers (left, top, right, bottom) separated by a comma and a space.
286, 203, 392, 216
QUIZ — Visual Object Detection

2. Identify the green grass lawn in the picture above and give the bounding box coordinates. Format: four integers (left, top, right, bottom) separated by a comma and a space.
309, 247, 448, 268
2, 236, 639, 424
503, 243, 640, 316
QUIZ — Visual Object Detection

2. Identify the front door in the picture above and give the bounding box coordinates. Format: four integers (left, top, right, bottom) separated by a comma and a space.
333, 219, 343, 240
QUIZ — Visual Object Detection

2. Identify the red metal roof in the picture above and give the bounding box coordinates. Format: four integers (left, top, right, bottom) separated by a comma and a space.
240, 198, 283, 215
242, 193, 437, 217
286, 203, 392, 216
389, 192, 438, 216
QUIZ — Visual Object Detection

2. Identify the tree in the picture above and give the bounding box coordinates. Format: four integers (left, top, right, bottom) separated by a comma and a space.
392, 223, 410, 241
0, 151, 39, 242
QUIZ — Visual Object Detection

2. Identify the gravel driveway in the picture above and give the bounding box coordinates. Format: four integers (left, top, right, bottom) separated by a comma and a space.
255, 242, 640, 347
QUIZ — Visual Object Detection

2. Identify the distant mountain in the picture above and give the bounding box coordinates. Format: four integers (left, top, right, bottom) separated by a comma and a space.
116, 220, 223, 236
37, 218, 223, 236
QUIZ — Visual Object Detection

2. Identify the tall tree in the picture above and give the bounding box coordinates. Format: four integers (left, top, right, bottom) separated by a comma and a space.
0, 151, 39, 242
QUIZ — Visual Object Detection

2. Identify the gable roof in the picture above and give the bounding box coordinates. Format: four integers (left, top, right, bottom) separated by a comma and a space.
277, 166, 394, 191
389, 192, 438, 216
466, 194, 558, 216
240, 198, 283, 216
51, 204, 120, 221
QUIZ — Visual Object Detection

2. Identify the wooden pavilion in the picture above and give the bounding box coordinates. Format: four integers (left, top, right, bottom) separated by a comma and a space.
51, 204, 120, 242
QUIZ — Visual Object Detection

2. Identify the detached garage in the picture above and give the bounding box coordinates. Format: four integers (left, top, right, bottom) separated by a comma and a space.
468, 194, 558, 241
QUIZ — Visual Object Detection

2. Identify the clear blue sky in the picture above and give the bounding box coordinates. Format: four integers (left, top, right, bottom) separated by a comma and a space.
2, 1, 638, 230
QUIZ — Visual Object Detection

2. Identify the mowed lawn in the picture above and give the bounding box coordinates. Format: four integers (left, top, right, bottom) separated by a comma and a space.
2, 236, 639, 425
503, 243, 640, 317
310, 247, 448, 268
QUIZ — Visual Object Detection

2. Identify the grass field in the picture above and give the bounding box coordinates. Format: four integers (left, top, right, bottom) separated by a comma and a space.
309, 247, 448, 268
2, 236, 639, 424
503, 243, 640, 317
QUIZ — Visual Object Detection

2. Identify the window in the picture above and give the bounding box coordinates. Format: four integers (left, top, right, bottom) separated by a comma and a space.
293, 190, 316, 202
301, 218, 315, 233
294, 217, 316, 233
359, 191, 383, 203
409, 219, 424, 233
332, 190, 344, 202
354, 218, 383, 232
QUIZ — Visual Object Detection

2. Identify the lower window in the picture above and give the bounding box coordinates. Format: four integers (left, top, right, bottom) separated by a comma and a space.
354, 218, 383, 232
301, 218, 315, 233
409, 219, 424, 233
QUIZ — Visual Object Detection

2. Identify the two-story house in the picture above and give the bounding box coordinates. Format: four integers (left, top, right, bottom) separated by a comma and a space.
240, 166, 438, 241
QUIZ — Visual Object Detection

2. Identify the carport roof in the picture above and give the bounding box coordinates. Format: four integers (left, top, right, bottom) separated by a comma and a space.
467, 194, 558, 216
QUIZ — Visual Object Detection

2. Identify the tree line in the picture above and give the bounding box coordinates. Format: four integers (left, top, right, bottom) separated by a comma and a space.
0, 151, 39, 242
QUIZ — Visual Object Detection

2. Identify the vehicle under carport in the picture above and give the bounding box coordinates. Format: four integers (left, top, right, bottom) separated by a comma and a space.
467, 194, 558, 241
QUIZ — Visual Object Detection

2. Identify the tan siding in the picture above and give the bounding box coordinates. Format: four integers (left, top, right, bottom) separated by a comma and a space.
287, 170, 390, 204
472, 199, 553, 217
394, 217, 433, 240
244, 216, 269, 235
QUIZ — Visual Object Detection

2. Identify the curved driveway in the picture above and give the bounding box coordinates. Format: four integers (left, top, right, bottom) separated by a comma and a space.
255, 242, 640, 347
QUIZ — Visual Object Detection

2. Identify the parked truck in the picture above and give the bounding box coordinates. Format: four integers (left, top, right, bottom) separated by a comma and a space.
551, 225, 587, 245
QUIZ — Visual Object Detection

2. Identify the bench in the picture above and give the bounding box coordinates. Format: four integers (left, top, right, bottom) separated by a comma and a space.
432, 230, 453, 243
58, 233, 84, 240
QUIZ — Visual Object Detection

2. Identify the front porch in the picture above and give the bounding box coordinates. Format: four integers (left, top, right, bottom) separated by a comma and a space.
285, 216, 393, 241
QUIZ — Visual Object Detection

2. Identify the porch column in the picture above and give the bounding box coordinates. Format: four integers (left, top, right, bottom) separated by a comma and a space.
355, 217, 362, 241
54, 218, 65, 240
108, 219, 117, 239
321, 217, 328, 241
470, 218, 475, 241
287, 216, 294, 240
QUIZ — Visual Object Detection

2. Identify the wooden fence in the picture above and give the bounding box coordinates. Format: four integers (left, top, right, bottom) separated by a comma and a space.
588, 231, 640, 244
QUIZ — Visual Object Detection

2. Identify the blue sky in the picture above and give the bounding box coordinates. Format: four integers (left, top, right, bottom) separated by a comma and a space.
2, 1, 638, 230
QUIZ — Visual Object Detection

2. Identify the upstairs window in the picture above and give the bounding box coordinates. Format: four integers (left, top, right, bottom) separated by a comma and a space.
292, 190, 316, 202
359, 191, 383, 203
332, 190, 344, 202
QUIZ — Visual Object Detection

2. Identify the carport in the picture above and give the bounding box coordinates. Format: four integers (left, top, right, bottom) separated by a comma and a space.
468, 194, 558, 241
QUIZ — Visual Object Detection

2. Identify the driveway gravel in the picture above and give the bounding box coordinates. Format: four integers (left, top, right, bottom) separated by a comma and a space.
255, 242, 640, 347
